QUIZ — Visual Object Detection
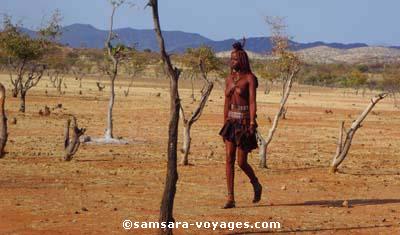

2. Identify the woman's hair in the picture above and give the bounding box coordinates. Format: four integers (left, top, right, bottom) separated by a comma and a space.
231, 41, 258, 87
231, 42, 252, 74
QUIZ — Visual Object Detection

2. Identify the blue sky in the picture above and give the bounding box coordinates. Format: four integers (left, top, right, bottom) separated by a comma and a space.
1, 0, 399, 45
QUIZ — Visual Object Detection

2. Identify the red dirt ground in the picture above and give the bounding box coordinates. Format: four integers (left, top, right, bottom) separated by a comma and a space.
0, 74, 399, 234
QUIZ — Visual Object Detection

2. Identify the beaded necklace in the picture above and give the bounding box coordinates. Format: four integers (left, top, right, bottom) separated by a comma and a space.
233, 72, 242, 85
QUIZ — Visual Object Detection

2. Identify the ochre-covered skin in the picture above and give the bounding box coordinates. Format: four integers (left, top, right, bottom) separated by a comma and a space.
224, 72, 257, 125
219, 47, 262, 209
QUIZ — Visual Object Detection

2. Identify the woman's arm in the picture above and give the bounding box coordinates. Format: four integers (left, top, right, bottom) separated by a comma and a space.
224, 76, 230, 123
248, 74, 257, 126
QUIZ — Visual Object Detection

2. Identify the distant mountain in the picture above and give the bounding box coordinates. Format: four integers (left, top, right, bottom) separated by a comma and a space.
60, 24, 213, 51
300, 46, 400, 64
217, 46, 400, 64
19, 24, 374, 54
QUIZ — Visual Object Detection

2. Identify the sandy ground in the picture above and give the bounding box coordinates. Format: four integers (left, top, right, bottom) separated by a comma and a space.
0, 73, 399, 235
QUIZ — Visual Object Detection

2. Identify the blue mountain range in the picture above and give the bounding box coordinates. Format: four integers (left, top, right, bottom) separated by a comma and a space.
21, 23, 370, 53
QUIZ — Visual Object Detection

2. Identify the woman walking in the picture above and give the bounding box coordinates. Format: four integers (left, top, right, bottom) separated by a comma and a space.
219, 41, 262, 209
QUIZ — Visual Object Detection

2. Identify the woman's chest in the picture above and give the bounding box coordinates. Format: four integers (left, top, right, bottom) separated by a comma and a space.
231, 78, 249, 97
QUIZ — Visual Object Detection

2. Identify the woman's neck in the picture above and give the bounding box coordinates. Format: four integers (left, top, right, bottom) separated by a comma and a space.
233, 69, 245, 75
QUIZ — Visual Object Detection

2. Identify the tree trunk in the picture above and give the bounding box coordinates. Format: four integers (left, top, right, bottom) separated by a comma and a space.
264, 80, 271, 94
105, 78, 115, 139
12, 88, 18, 98
190, 75, 195, 101
149, 1, 180, 234
64, 116, 85, 161
256, 131, 267, 168
159, 77, 180, 235
124, 76, 135, 97
0, 83, 7, 157
57, 78, 62, 94
393, 92, 398, 108
259, 74, 295, 168
281, 107, 288, 120
179, 76, 213, 166
19, 91, 26, 113
103, 3, 121, 141
180, 123, 191, 165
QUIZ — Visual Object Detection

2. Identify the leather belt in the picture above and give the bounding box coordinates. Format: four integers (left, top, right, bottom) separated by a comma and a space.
230, 104, 249, 111
228, 111, 249, 119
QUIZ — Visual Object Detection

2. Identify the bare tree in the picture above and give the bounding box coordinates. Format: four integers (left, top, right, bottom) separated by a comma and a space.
0, 83, 7, 158
123, 49, 146, 97
147, 0, 181, 234
71, 66, 86, 91
264, 79, 273, 95
48, 69, 66, 94
253, 60, 278, 95
257, 17, 301, 168
38, 8, 63, 42
123, 79, 134, 97
330, 93, 387, 173
103, 0, 129, 140
64, 116, 86, 161
178, 46, 222, 165
67, 49, 94, 93
382, 69, 400, 108
180, 61, 214, 165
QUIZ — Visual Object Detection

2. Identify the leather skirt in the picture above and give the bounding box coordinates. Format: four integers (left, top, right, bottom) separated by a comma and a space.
219, 115, 258, 153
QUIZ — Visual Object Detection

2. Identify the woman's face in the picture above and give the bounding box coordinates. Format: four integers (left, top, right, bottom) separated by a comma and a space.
230, 51, 240, 71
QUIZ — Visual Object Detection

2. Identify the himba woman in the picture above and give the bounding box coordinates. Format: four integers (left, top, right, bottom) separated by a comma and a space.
219, 41, 262, 209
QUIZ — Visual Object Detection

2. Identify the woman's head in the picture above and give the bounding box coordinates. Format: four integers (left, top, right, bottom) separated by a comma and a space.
230, 42, 251, 73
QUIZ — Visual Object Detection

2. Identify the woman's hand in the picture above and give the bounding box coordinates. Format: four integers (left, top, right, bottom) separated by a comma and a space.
249, 123, 256, 135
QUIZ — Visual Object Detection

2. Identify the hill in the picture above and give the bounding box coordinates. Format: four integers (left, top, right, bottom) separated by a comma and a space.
20, 24, 370, 53
216, 46, 400, 64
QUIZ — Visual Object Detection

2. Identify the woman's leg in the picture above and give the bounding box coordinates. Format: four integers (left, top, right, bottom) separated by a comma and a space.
225, 140, 236, 203
237, 147, 262, 203
237, 148, 258, 184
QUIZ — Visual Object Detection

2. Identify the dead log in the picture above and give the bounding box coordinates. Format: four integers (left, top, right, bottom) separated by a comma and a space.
64, 116, 86, 161
330, 93, 388, 173
0, 83, 8, 158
